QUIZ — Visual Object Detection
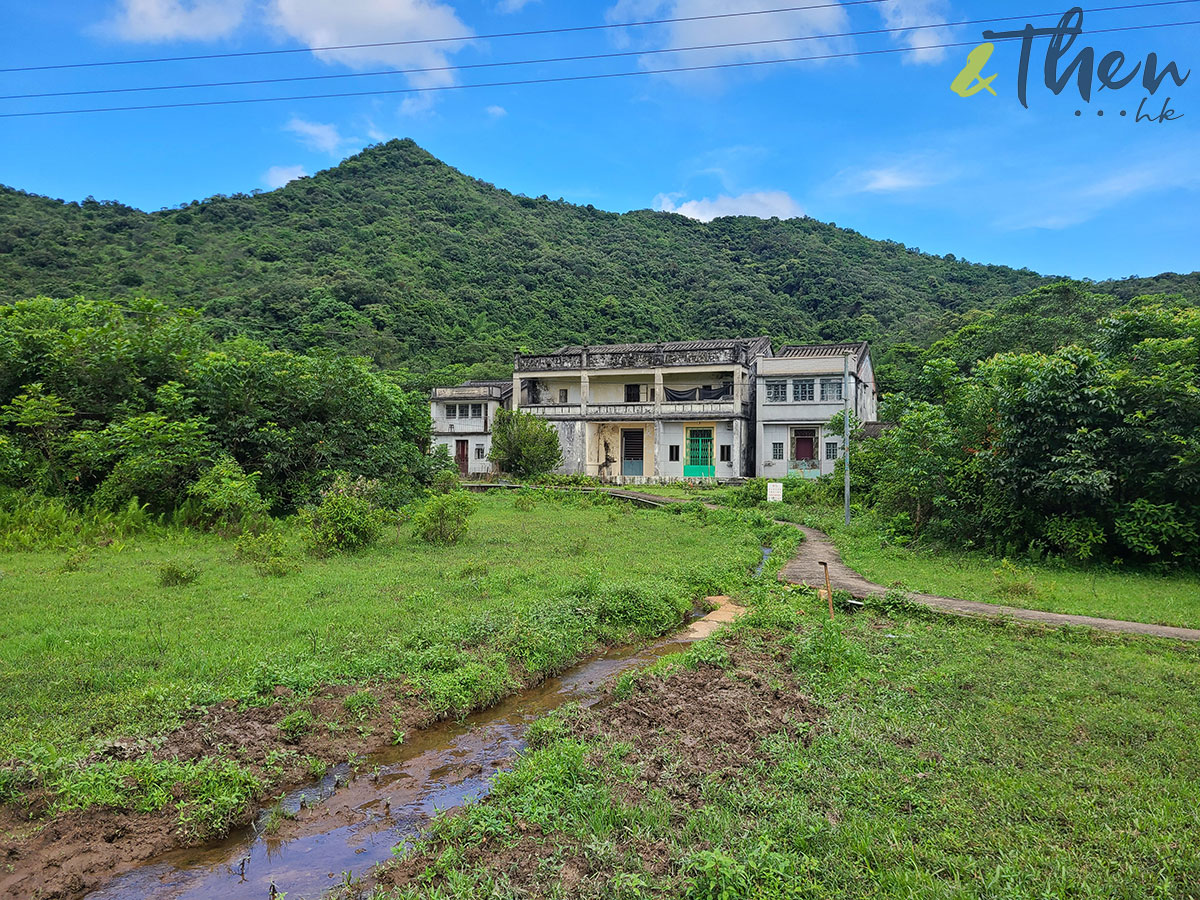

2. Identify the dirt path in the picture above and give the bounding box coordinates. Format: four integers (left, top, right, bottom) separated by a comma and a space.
599, 488, 1200, 643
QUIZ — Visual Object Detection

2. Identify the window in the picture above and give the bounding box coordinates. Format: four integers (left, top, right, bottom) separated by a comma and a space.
625, 384, 641, 402
766, 381, 787, 403
719, 444, 732, 463
669, 445, 680, 462
825, 441, 839, 460
470, 403, 482, 418
772, 442, 784, 460
475, 445, 486, 459
446, 403, 457, 418
558, 388, 568, 403
820, 378, 843, 402
793, 379, 814, 402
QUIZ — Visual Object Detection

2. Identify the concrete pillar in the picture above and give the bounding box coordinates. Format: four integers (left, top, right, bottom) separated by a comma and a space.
580, 372, 590, 412
512, 373, 521, 410
654, 368, 663, 413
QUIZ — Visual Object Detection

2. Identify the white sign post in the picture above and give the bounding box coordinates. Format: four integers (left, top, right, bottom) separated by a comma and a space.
766, 481, 783, 503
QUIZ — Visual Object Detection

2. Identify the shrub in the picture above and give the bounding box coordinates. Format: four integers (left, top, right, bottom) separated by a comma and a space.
431, 469, 460, 494
1113, 499, 1198, 563
1044, 516, 1106, 562
157, 561, 199, 587
489, 409, 563, 479
512, 490, 537, 512
234, 528, 298, 576
303, 474, 390, 553
187, 454, 269, 531
410, 491, 477, 545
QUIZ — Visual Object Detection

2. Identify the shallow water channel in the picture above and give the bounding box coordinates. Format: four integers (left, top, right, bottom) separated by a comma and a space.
85, 591, 757, 900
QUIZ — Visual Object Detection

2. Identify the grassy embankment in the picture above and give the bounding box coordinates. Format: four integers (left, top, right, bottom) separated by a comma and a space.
364, 583, 1200, 900
0, 491, 794, 837
616, 483, 1200, 629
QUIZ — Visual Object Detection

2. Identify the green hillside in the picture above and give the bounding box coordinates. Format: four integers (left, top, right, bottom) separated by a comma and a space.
1, 138, 1196, 374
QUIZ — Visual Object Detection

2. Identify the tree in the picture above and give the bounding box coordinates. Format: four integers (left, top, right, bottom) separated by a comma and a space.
488, 409, 563, 479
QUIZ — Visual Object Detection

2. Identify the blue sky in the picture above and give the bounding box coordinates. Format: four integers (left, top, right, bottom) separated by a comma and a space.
1, 0, 1196, 280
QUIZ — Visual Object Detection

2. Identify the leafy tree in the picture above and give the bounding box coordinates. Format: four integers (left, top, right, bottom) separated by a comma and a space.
489, 409, 563, 479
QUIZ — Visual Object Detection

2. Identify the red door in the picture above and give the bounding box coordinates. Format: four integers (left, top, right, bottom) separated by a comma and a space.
455, 440, 469, 475
794, 436, 814, 460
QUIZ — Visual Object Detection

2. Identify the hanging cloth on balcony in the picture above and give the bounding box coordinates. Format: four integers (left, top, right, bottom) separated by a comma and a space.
664, 386, 699, 401
700, 383, 733, 400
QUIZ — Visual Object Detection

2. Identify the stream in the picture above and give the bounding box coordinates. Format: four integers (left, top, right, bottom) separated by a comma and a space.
83, 586, 762, 900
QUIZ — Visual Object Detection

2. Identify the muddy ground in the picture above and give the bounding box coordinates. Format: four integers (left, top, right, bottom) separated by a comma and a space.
0, 680, 445, 900
366, 636, 823, 899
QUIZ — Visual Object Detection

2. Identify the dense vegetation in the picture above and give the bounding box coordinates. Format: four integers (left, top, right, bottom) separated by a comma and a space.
853, 300, 1200, 568
4, 139, 1196, 380
0, 297, 440, 517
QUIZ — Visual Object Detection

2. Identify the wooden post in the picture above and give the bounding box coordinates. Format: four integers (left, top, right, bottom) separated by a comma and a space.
819, 560, 834, 620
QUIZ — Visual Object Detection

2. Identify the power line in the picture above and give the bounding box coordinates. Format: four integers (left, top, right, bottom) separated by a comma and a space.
0, 0, 891, 74
4, 0, 1192, 103
2, 18, 1195, 120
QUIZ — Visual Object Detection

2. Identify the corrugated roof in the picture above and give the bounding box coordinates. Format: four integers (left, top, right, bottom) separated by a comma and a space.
776, 341, 870, 360
553, 338, 770, 354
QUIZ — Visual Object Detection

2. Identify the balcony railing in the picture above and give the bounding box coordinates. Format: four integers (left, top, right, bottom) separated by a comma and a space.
521, 400, 745, 419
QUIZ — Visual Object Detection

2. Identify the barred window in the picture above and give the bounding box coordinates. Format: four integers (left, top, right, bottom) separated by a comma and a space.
793, 379, 814, 402
825, 441, 839, 460
766, 381, 788, 403
446, 404, 457, 418
772, 442, 784, 460
820, 379, 843, 402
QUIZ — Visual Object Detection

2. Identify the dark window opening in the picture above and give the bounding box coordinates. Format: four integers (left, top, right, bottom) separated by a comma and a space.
669, 445, 680, 462
625, 384, 641, 403
719, 444, 732, 462
558, 388, 568, 403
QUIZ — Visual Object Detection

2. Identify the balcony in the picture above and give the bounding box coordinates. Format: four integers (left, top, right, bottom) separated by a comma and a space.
521, 400, 747, 420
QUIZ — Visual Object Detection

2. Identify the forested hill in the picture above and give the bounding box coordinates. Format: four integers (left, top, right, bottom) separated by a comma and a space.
1, 138, 1196, 374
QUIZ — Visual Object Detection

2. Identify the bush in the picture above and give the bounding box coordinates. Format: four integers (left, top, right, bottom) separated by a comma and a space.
187, 455, 269, 531
157, 561, 200, 587
1044, 515, 1106, 562
489, 409, 563, 479
410, 491, 477, 545
234, 528, 298, 576
303, 474, 391, 553
431, 469, 460, 494
278, 709, 315, 741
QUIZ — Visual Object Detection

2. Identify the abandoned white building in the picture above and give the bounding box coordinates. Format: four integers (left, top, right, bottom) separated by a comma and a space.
511, 338, 773, 482
429, 381, 512, 476
755, 342, 877, 479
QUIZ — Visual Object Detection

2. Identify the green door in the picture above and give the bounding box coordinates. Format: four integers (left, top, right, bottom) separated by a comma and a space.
684, 428, 715, 478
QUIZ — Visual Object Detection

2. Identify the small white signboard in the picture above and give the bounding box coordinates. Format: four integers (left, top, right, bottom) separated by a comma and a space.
766, 481, 784, 503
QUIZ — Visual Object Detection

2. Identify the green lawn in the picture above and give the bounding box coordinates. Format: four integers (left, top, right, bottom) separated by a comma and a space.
0, 493, 780, 769
372, 587, 1200, 900
810, 508, 1200, 629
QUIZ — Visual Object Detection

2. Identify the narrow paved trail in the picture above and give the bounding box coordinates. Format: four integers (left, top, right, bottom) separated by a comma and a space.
598, 488, 1200, 643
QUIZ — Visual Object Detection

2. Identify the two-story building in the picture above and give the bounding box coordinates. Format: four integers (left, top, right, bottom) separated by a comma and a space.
429, 381, 512, 476
755, 342, 877, 479
512, 338, 772, 482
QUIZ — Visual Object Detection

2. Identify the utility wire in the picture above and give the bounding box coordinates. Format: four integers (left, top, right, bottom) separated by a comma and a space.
0, 0, 891, 74
2, 19, 1195, 119
4, 0, 1193, 102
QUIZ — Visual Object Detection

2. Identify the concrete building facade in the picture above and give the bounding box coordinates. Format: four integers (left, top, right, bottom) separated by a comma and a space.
429, 381, 512, 476
755, 342, 877, 479
512, 339, 772, 483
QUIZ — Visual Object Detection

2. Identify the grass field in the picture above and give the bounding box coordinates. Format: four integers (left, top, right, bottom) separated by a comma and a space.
366, 587, 1200, 900
804, 508, 1200, 630
0, 492, 788, 804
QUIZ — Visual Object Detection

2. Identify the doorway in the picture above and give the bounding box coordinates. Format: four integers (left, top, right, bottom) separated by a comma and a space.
684, 427, 715, 477
455, 439, 469, 476
621, 428, 644, 477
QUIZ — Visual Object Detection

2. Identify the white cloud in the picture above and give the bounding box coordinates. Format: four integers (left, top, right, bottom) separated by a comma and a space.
101, 0, 246, 41
496, 0, 538, 11
879, 0, 957, 65
605, 0, 852, 84
486, 104, 508, 118
263, 164, 307, 189
654, 190, 803, 221
994, 152, 1200, 230
284, 117, 347, 154
269, 0, 474, 91
399, 94, 437, 117
846, 163, 940, 194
